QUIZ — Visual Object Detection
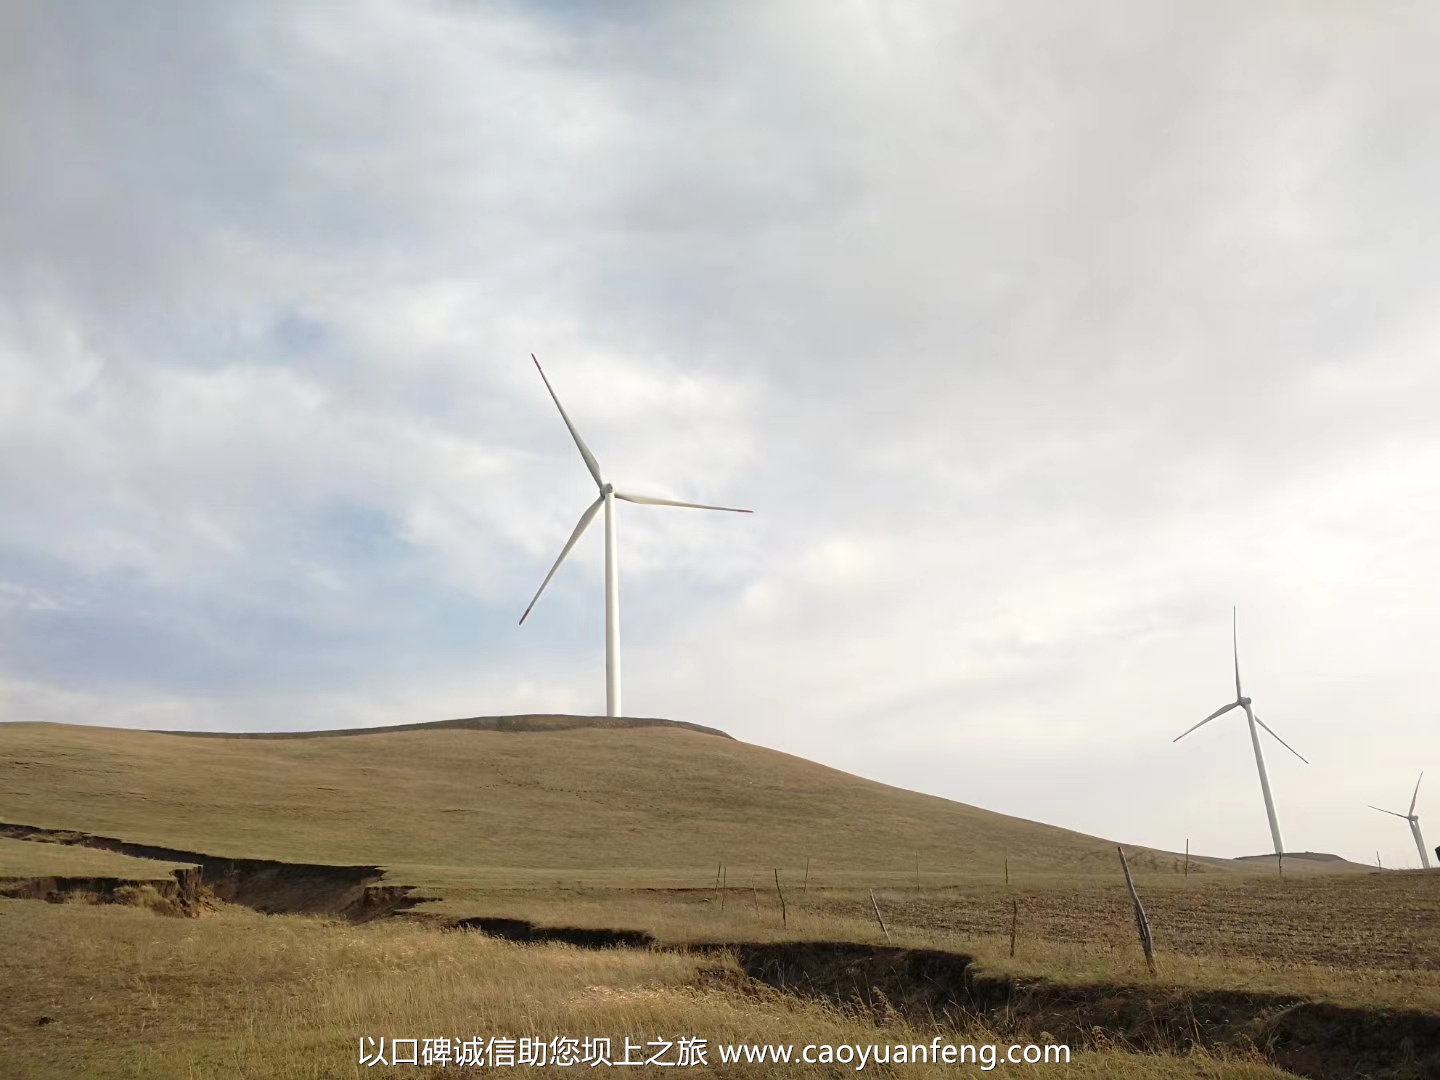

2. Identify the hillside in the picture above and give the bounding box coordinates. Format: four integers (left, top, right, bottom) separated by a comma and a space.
152, 713, 734, 741
1, 715, 1192, 884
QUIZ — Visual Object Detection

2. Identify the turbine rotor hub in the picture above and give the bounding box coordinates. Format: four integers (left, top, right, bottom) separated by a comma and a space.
1238, 695, 1252, 707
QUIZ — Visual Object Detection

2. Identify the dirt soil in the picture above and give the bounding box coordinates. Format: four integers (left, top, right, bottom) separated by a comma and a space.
811, 877, 1440, 970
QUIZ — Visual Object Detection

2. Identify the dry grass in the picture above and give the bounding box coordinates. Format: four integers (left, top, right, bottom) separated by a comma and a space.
0, 720, 1228, 876
1, 719, 1431, 1077
0, 899, 1294, 1079
406, 879, 1440, 1014
0, 836, 192, 879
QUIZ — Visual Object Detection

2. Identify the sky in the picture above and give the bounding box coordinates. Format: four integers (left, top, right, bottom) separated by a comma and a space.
3, 1, 1439, 867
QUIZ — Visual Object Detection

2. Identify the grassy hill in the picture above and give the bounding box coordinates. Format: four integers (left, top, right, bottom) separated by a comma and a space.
0, 715, 1187, 888
5, 715, 1434, 1080
153, 713, 734, 741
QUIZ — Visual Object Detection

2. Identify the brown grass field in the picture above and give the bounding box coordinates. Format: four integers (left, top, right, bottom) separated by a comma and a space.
0, 717, 1436, 1079
0, 718, 1196, 873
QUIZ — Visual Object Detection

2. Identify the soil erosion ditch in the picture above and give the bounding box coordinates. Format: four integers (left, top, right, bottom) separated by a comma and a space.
453, 915, 1439, 1080
722, 940, 1440, 1080
0, 821, 430, 920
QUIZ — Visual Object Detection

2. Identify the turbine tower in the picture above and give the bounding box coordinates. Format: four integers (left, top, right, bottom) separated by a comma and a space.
1370, 773, 1431, 869
1173, 608, 1308, 855
519, 355, 751, 718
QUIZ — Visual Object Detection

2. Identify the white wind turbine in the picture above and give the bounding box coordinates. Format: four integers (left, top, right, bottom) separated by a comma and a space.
519, 355, 752, 718
1370, 773, 1431, 869
1173, 608, 1308, 855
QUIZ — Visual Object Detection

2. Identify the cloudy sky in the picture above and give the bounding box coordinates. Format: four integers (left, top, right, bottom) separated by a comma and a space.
4, 1, 1438, 866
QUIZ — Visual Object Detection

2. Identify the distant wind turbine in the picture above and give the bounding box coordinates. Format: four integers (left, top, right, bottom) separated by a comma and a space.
1173, 608, 1308, 856
519, 355, 752, 718
1370, 773, 1430, 870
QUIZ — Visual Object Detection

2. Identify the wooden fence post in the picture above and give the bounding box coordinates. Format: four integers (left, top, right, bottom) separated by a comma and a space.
1183, 839, 1189, 882
719, 864, 726, 912
1117, 846, 1157, 975
773, 869, 787, 927
869, 889, 891, 944
803, 857, 811, 894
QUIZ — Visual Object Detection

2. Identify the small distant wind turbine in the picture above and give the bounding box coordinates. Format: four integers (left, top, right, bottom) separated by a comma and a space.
1173, 608, 1308, 856
519, 355, 752, 718
1370, 773, 1430, 870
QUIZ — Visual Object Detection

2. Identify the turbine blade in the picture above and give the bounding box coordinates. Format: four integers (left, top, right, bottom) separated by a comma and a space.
1369, 805, 1411, 819
1412, 771, 1424, 816
1251, 713, 1309, 764
613, 490, 753, 513
532, 355, 603, 487
1173, 701, 1239, 742
1232, 606, 1243, 700
518, 497, 603, 625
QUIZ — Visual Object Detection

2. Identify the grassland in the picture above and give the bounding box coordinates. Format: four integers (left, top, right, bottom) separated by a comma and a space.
0, 717, 1434, 1079
0, 718, 1203, 876
0, 901, 1298, 1079
0, 835, 191, 879
415, 875, 1440, 1011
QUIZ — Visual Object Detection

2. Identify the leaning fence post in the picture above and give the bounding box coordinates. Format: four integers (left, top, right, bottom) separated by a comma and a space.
803, 857, 811, 894
773, 869, 787, 927
869, 889, 891, 944
1117, 846, 1157, 975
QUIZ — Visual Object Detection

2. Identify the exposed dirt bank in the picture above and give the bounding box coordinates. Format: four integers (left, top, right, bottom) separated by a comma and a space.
0, 822, 431, 920
1, 872, 184, 904
453, 915, 655, 949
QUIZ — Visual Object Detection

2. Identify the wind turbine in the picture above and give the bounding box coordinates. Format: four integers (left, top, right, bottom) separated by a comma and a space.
1370, 773, 1430, 869
519, 355, 752, 717
1173, 608, 1308, 855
